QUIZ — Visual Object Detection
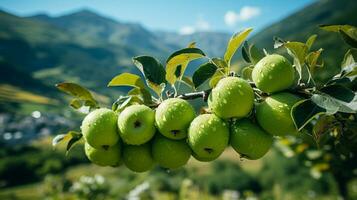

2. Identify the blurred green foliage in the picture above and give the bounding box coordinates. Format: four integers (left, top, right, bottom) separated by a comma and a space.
0, 143, 87, 187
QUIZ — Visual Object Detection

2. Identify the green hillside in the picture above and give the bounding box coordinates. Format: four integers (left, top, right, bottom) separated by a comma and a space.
1, 0, 356, 112
251, 0, 357, 79
28, 9, 173, 56
0, 11, 169, 100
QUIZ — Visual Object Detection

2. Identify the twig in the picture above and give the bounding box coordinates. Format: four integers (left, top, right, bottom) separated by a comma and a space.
151, 80, 313, 108
177, 89, 211, 101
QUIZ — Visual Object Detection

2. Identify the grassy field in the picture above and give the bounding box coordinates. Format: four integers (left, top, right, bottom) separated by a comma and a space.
0, 146, 263, 200
0, 84, 57, 105
0, 145, 343, 200
0, 137, 353, 200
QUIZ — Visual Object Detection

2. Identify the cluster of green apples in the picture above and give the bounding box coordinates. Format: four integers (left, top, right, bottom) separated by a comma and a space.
81, 54, 302, 172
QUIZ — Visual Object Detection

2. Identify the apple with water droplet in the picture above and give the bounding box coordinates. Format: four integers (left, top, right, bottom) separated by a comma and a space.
188, 114, 229, 162
155, 98, 196, 139
81, 108, 119, 149
118, 105, 156, 145
208, 77, 254, 119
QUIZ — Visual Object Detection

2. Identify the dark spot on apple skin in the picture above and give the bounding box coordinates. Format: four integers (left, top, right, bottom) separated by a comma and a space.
171, 130, 180, 136
102, 145, 109, 150
134, 120, 141, 128
204, 147, 213, 154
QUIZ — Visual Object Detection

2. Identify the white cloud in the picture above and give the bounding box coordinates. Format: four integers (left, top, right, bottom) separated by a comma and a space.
224, 6, 261, 27
179, 16, 211, 35
179, 26, 195, 35
196, 17, 211, 31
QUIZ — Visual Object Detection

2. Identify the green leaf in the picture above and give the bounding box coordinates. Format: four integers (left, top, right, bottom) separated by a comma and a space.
320, 84, 355, 103
192, 62, 217, 88
327, 77, 353, 87
52, 131, 82, 154
241, 41, 264, 64
300, 64, 316, 87
224, 28, 253, 66
276, 40, 308, 82
70, 98, 82, 109
211, 57, 229, 69
291, 99, 326, 130
128, 87, 152, 104
341, 48, 357, 77
209, 71, 225, 88
187, 42, 196, 48
340, 29, 357, 48
181, 76, 195, 89
319, 24, 355, 32
306, 48, 323, 74
112, 96, 134, 112
320, 25, 357, 48
311, 93, 356, 114
313, 115, 336, 144
56, 82, 98, 109
108, 72, 146, 89
306, 34, 317, 50
52, 134, 68, 147
242, 41, 251, 63
249, 43, 265, 64
241, 66, 254, 81
66, 133, 83, 153
284, 42, 308, 64
166, 47, 206, 85
133, 56, 166, 96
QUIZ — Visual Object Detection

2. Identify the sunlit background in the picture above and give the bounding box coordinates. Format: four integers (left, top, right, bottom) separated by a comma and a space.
0, 0, 357, 199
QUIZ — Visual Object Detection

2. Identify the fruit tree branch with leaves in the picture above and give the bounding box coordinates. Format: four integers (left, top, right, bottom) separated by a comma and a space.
52, 24, 356, 186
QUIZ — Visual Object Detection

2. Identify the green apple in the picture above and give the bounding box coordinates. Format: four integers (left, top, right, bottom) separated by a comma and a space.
152, 136, 191, 169
230, 119, 273, 160
191, 151, 213, 162
123, 143, 154, 172
252, 54, 295, 93
84, 142, 122, 167
208, 77, 254, 119
188, 114, 229, 162
256, 92, 302, 136
81, 108, 119, 149
118, 104, 156, 145
155, 98, 196, 140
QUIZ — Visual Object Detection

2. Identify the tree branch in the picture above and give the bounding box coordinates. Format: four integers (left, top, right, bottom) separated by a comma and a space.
177, 89, 211, 101
160, 81, 312, 105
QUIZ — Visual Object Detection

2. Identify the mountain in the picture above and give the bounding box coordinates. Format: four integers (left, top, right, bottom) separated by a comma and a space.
155, 31, 231, 57
0, 10, 153, 97
0, 9, 230, 96
1, 0, 357, 113
28, 9, 172, 55
0, 9, 230, 112
250, 0, 357, 78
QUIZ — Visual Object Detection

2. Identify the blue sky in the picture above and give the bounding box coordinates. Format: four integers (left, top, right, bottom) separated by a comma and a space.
0, 0, 314, 34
